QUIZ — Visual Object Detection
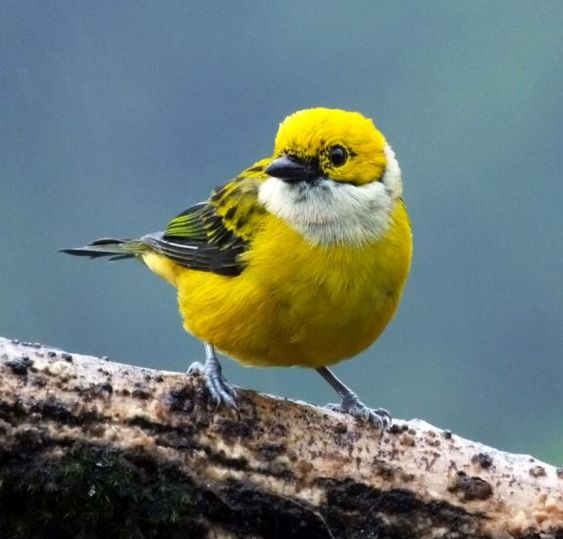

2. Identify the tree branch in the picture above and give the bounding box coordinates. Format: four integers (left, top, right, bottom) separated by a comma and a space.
0, 336, 561, 538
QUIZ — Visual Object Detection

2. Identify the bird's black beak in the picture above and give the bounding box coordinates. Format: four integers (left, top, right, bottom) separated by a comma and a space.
265, 155, 317, 183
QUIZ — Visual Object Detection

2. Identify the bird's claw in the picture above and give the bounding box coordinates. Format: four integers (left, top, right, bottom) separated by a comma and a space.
207, 372, 237, 409
187, 361, 204, 375
187, 360, 237, 409
324, 399, 391, 429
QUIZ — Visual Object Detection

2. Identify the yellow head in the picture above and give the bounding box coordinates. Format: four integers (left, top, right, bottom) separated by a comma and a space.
271, 108, 388, 185
259, 108, 403, 246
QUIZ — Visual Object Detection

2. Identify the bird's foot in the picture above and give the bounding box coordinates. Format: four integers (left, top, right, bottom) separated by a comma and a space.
187, 359, 237, 409
187, 361, 205, 375
324, 395, 391, 429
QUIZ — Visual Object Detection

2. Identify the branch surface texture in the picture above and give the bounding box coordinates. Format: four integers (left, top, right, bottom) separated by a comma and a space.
0, 337, 562, 538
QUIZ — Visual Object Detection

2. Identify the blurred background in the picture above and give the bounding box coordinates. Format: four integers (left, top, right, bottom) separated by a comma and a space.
1, 2, 562, 462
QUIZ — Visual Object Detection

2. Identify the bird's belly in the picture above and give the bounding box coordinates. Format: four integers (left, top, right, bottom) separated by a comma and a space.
176, 207, 411, 368
179, 271, 398, 368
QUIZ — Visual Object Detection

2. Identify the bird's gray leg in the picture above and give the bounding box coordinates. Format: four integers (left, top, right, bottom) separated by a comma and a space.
187, 343, 237, 408
316, 367, 391, 429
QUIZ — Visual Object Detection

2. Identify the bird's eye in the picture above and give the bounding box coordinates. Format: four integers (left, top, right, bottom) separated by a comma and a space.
328, 145, 348, 167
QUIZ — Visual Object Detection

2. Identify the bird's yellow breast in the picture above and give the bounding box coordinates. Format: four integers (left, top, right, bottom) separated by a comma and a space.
144, 199, 412, 369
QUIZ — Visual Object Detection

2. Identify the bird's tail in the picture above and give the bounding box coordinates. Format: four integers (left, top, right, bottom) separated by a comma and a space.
60, 238, 147, 261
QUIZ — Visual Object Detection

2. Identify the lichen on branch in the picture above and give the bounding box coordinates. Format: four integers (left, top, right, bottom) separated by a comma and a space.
0, 337, 562, 538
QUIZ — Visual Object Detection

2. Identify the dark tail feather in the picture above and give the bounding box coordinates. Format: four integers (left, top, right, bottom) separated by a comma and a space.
60, 238, 144, 261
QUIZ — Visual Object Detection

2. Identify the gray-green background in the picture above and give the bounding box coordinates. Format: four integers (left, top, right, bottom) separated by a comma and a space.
1, 2, 562, 463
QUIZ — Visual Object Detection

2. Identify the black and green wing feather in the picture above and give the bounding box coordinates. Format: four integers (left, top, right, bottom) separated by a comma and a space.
141, 198, 248, 276
62, 160, 270, 277
144, 161, 269, 276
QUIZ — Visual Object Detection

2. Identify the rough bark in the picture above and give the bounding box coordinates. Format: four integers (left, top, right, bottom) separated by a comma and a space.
0, 336, 561, 538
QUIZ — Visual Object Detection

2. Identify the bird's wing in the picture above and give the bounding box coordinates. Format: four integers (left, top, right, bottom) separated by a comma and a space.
143, 159, 270, 276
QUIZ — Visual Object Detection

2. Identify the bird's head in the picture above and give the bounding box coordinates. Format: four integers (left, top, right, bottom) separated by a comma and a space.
267, 108, 387, 186
259, 108, 403, 245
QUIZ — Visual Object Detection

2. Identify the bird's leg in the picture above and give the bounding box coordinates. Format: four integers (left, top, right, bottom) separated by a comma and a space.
187, 343, 237, 408
316, 367, 391, 429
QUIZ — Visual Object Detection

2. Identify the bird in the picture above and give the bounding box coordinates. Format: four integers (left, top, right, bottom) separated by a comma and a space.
62, 107, 412, 428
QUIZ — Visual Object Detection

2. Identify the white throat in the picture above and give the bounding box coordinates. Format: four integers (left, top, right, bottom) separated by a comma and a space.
258, 143, 403, 246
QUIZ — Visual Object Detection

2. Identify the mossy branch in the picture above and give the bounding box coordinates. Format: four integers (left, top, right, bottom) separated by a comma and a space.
0, 336, 562, 538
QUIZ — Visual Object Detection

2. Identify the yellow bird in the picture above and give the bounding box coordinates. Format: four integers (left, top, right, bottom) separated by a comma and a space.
62, 108, 412, 428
